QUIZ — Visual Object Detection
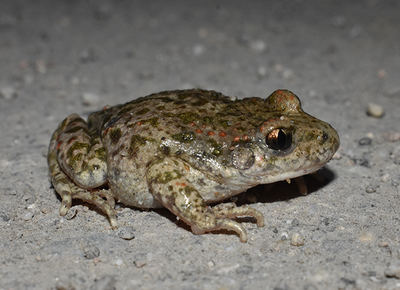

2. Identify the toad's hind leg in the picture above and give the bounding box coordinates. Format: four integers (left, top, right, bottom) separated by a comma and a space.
147, 157, 265, 242
48, 114, 117, 227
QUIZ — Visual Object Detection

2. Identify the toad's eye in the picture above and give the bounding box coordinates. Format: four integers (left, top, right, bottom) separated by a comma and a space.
266, 128, 292, 151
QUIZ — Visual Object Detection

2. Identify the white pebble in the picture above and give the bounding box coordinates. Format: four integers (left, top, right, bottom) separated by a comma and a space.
0, 86, 17, 99
249, 39, 267, 53
22, 211, 34, 221
282, 69, 294, 79
81, 92, 100, 106
35, 60, 47, 74
113, 258, 124, 266
257, 66, 267, 77
117, 226, 136, 240
192, 44, 205, 56
385, 262, 400, 279
367, 103, 384, 118
290, 233, 305, 246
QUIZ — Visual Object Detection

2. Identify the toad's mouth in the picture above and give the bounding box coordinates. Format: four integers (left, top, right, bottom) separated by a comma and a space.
244, 160, 333, 186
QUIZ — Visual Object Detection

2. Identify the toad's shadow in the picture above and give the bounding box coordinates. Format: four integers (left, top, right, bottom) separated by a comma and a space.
155, 166, 337, 230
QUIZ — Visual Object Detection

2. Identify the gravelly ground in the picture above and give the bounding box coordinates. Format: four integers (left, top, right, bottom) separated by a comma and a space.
1, 1, 400, 289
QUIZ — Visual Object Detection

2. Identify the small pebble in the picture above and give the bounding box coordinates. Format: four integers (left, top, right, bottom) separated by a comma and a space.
40, 207, 51, 214
365, 185, 377, 193
290, 233, 305, 246
380, 173, 390, 182
385, 262, 400, 279
280, 232, 289, 241
257, 66, 267, 77
192, 44, 205, 56
82, 243, 100, 259
383, 132, 400, 142
249, 39, 267, 53
117, 226, 136, 240
377, 69, 386, 79
35, 60, 47, 74
22, 211, 34, 221
197, 27, 208, 38
359, 231, 374, 243
0, 211, 10, 222
282, 69, 294, 79
274, 63, 283, 72
112, 258, 124, 266
24, 74, 34, 85
81, 92, 100, 106
358, 137, 372, 146
367, 103, 384, 118
0, 86, 17, 99
79, 48, 97, 63
378, 241, 389, 248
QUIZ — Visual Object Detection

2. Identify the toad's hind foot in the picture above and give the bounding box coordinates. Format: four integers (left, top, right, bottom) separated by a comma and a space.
58, 189, 118, 228
212, 203, 265, 227
63, 188, 118, 228
57, 185, 118, 228
49, 150, 117, 228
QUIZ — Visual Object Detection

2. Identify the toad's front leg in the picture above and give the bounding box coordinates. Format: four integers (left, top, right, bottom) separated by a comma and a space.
147, 157, 264, 242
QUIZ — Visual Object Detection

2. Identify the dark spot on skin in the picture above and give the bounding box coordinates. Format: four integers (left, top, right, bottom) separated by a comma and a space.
136, 108, 150, 115
172, 131, 195, 143
322, 132, 329, 143
69, 152, 83, 168
192, 98, 208, 106
104, 115, 123, 130
207, 138, 223, 156
81, 160, 89, 171
95, 148, 106, 160
178, 112, 200, 124
161, 145, 170, 155
65, 126, 87, 134
113, 168, 121, 179
110, 128, 122, 144
155, 170, 183, 184
202, 116, 213, 124
66, 142, 89, 159
128, 135, 148, 156
142, 117, 159, 127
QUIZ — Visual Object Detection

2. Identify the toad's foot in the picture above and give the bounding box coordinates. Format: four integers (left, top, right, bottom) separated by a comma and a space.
147, 157, 265, 242
50, 166, 117, 228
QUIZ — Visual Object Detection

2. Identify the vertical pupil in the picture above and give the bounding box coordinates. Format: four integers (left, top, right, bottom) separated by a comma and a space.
265, 128, 292, 150
278, 130, 286, 147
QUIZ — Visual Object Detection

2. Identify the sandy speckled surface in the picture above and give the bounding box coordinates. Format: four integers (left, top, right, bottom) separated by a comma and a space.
1, 1, 399, 289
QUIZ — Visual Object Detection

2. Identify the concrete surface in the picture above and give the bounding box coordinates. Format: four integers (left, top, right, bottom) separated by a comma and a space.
0, 0, 399, 289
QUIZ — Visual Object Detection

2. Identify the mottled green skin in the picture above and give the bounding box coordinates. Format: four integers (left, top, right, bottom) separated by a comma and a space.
48, 89, 339, 242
